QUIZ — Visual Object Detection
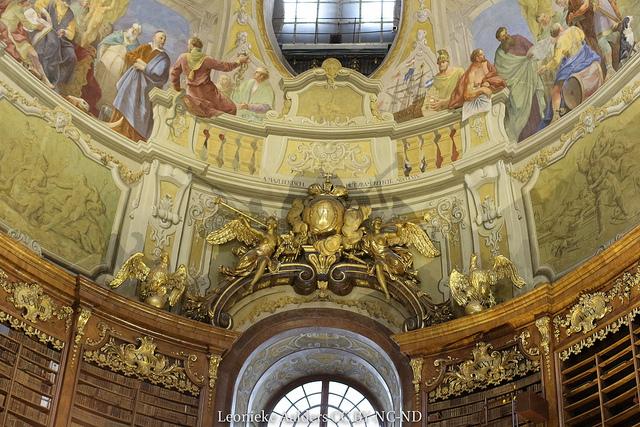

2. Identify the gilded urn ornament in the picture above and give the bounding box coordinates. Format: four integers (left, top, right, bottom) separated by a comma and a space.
449, 253, 526, 315
110, 252, 188, 309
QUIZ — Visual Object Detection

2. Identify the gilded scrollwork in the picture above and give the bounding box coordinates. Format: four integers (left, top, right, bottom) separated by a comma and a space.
0, 270, 73, 329
553, 266, 638, 339
517, 330, 540, 358
84, 336, 199, 395
428, 342, 539, 401
509, 144, 563, 183
559, 306, 640, 360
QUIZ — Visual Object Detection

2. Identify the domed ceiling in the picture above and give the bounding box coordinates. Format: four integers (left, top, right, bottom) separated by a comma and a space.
0, 0, 639, 330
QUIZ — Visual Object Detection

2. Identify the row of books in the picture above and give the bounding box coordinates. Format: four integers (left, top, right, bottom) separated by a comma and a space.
74, 392, 134, 422
135, 413, 198, 427
138, 389, 199, 415
70, 406, 131, 427
136, 400, 198, 425
75, 382, 135, 410
10, 329, 61, 361
140, 381, 199, 406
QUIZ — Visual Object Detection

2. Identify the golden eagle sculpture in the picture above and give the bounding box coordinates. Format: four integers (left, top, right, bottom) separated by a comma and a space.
449, 253, 526, 315
110, 252, 188, 309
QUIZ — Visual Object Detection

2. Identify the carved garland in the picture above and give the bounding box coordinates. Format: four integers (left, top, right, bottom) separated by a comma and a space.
84, 336, 200, 395
428, 342, 539, 401
0, 270, 71, 349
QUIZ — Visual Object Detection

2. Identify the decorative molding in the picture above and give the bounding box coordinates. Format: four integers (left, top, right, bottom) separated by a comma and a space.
84, 336, 200, 395
422, 196, 466, 242
7, 228, 42, 257
85, 140, 148, 185
509, 144, 563, 183
241, 293, 403, 330
0, 270, 73, 330
535, 317, 551, 380
517, 330, 539, 358
409, 357, 424, 394
428, 342, 539, 401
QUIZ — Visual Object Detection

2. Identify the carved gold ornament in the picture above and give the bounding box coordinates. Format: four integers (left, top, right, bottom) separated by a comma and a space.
553, 265, 639, 340
556, 263, 640, 360
322, 58, 342, 87
0, 270, 73, 328
110, 252, 188, 309
208, 354, 222, 403
410, 357, 424, 394
429, 342, 539, 401
84, 336, 199, 395
535, 317, 551, 380
72, 307, 92, 362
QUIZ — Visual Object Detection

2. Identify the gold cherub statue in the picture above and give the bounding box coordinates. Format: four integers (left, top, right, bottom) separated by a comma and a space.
361, 217, 440, 300
206, 203, 280, 291
110, 252, 188, 309
449, 253, 526, 315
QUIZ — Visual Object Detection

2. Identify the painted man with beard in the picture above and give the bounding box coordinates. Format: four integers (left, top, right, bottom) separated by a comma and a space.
495, 27, 546, 141
109, 30, 170, 141
448, 48, 506, 121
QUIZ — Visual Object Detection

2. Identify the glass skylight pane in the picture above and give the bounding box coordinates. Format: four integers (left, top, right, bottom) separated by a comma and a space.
296, 2, 319, 22
329, 381, 348, 396
304, 381, 322, 394
381, 2, 394, 19
345, 387, 364, 402
274, 397, 293, 414
284, 3, 297, 22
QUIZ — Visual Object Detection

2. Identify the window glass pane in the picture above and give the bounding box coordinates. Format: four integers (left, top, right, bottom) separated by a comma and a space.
284, 2, 298, 22
296, 2, 319, 22
381, 2, 394, 19
318, 2, 338, 19
344, 387, 364, 403
329, 381, 348, 396
341, 2, 360, 20
273, 397, 293, 414
328, 393, 344, 407
307, 393, 322, 406
286, 386, 306, 404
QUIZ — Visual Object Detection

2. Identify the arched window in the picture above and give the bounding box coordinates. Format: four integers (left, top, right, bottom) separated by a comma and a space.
267, 379, 382, 426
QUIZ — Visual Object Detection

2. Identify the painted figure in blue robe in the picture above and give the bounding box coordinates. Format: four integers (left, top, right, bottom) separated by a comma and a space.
33, 0, 77, 86
94, 23, 143, 108
538, 24, 601, 126
109, 30, 170, 142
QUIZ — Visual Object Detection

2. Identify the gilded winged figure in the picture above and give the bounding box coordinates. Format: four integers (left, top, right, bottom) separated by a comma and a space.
206, 216, 279, 290
362, 217, 440, 300
449, 253, 526, 314
110, 252, 188, 309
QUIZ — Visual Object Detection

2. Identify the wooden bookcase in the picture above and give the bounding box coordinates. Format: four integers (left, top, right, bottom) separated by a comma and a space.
561, 317, 640, 427
69, 360, 200, 427
425, 373, 543, 426
0, 326, 62, 427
